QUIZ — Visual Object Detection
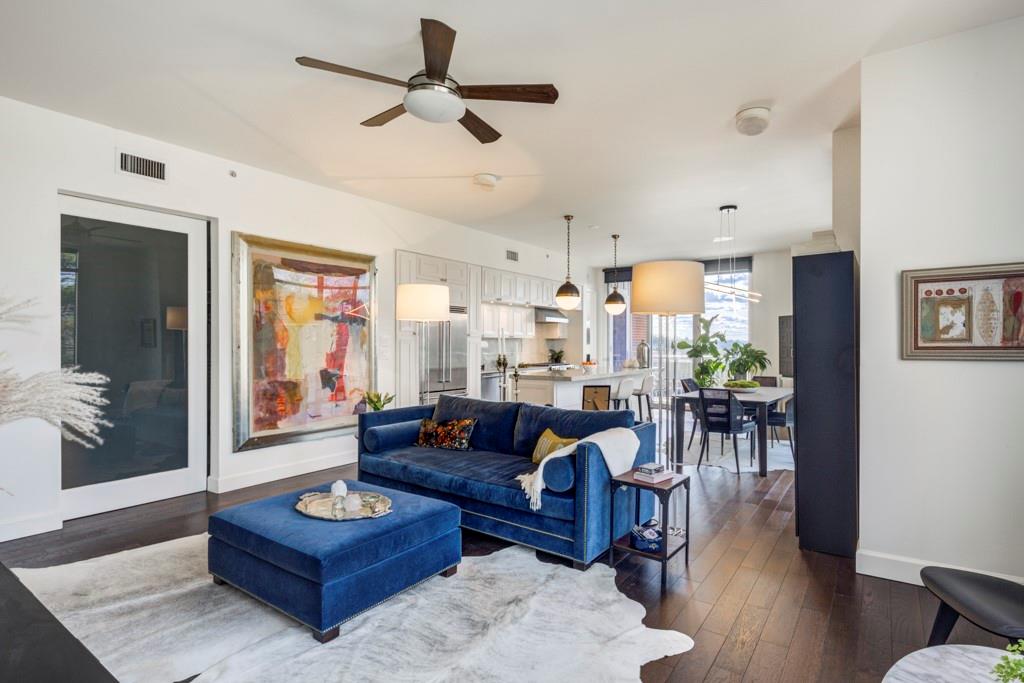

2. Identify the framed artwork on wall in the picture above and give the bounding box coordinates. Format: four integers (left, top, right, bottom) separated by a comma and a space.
232, 233, 376, 451
901, 262, 1024, 360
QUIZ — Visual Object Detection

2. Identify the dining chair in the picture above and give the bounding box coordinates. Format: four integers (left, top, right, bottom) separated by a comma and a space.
697, 388, 756, 474
610, 378, 636, 412
632, 374, 655, 421
751, 375, 779, 387
767, 398, 795, 456
581, 385, 611, 411
680, 378, 702, 450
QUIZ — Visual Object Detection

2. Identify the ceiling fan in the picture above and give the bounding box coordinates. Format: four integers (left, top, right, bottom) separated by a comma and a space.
296, 18, 559, 144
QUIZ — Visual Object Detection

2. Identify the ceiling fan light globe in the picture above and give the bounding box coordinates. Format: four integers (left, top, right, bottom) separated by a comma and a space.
555, 280, 581, 311
403, 85, 465, 123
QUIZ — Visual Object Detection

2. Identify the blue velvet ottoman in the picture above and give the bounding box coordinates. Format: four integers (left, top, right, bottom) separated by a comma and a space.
207, 479, 461, 643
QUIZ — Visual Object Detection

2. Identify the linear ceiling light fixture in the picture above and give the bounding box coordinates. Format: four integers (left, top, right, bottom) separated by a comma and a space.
712, 204, 762, 303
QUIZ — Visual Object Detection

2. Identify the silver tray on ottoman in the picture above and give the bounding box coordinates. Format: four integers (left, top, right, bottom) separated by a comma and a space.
294, 491, 393, 521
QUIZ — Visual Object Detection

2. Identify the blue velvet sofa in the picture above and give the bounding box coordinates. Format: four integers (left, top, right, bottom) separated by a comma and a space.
358, 395, 655, 568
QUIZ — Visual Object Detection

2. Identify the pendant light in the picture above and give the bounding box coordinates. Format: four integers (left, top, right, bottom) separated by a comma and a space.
555, 214, 581, 310
604, 234, 626, 315
708, 205, 762, 303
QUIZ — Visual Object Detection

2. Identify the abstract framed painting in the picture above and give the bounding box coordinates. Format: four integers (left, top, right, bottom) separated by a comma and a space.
901, 262, 1024, 360
232, 233, 376, 451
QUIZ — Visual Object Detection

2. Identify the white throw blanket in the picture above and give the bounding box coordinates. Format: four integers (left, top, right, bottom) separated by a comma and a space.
517, 427, 640, 511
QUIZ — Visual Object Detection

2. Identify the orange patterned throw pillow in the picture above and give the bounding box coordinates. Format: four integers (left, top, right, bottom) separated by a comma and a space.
416, 418, 477, 451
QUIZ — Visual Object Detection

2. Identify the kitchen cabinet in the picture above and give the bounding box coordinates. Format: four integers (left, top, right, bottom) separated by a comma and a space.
481, 304, 499, 337
499, 272, 515, 302
514, 275, 530, 304
448, 283, 468, 307
445, 260, 468, 285
530, 278, 545, 306
524, 309, 536, 338
415, 254, 468, 285
467, 265, 481, 337
510, 307, 525, 337
542, 280, 557, 307
482, 268, 501, 301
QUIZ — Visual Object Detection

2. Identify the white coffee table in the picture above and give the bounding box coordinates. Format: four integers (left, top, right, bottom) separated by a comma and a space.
884, 644, 1007, 682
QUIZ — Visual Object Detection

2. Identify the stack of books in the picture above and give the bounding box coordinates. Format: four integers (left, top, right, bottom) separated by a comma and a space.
633, 462, 673, 484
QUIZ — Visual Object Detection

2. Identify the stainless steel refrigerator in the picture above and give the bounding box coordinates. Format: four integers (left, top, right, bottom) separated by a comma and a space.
423, 306, 468, 403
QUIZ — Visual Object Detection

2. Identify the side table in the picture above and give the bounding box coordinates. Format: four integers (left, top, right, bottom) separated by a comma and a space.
609, 469, 690, 589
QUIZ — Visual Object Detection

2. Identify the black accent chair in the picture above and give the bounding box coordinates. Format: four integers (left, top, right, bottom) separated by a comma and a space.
697, 388, 756, 474
921, 566, 1024, 646
767, 399, 795, 456
751, 375, 778, 387
681, 378, 702, 450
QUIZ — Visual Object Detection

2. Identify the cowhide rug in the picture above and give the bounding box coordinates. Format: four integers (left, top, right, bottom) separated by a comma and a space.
14, 534, 693, 682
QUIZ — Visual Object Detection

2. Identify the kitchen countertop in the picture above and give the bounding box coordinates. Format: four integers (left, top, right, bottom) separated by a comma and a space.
515, 368, 651, 383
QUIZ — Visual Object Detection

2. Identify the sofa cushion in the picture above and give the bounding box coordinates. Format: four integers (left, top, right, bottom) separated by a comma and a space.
543, 455, 575, 493
512, 403, 635, 457
416, 418, 476, 450
531, 427, 578, 464
207, 479, 460, 585
359, 447, 575, 521
363, 419, 422, 453
432, 395, 520, 453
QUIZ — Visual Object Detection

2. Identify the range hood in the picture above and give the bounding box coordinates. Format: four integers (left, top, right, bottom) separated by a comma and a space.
534, 307, 570, 324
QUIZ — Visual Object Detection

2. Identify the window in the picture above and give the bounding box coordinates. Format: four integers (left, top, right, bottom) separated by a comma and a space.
703, 270, 750, 344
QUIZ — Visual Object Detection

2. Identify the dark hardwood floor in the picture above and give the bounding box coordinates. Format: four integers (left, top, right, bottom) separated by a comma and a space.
0, 463, 1004, 682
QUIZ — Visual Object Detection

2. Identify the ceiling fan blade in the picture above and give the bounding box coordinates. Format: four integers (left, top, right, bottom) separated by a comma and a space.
460, 84, 559, 104
295, 57, 407, 88
360, 104, 407, 127
459, 109, 501, 144
420, 18, 456, 82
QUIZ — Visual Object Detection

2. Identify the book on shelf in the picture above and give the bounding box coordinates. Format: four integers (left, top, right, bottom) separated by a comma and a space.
634, 470, 674, 484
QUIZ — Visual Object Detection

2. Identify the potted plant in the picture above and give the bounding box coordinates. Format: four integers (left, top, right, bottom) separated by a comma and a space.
675, 315, 726, 388
724, 342, 771, 381
994, 640, 1024, 683
364, 391, 395, 412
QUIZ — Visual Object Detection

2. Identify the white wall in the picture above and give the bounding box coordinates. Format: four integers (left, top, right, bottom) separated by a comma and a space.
832, 126, 861, 258
859, 17, 1024, 584
0, 95, 571, 541
749, 250, 793, 377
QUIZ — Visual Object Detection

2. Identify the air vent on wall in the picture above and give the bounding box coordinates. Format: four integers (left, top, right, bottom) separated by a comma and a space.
505, 249, 519, 262
119, 152, 166, 181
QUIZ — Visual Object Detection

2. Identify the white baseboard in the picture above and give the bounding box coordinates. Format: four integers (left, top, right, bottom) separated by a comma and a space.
0, 509, 62, 543
207, 452, 358, 494
857, 548, 1024, 586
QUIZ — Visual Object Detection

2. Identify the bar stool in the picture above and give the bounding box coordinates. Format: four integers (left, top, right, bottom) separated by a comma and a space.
610, 378, 636, 413
632, 374, 655, 422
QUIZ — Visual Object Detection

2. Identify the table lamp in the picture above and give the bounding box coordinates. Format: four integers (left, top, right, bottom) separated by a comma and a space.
396, 284, 450, 405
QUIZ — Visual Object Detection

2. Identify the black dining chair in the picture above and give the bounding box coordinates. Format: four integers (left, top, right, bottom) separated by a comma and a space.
680, 378, 702, 450
767, 398, 795, 455
751, 375, 779, 387
581, 385, 611, 411
697, 388, 756, 474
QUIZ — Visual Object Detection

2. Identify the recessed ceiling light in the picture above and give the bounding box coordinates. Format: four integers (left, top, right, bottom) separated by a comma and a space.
735, 106, 772, 136
713, 235, 735, 243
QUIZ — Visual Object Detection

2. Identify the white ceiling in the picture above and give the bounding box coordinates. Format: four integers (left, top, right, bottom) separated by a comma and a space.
1, 1, 1021, 266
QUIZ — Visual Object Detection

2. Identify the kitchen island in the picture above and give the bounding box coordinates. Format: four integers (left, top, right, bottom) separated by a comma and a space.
511, 368, 651, 410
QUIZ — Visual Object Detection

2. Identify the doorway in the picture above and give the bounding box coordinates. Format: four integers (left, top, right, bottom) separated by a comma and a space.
58, 194, 207, 519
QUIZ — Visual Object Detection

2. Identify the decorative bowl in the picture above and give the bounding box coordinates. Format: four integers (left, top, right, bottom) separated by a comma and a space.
295, 491, 393, 521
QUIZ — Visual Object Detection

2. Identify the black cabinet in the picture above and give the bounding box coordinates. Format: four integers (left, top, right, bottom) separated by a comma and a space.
792, 251, 858, 558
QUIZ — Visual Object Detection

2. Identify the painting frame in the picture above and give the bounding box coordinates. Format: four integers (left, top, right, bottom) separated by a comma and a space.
901, 262, 1024, 360
232, 232, 377, 452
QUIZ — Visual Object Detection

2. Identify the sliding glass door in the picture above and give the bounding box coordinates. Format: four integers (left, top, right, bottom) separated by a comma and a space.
58, 194, 207, 519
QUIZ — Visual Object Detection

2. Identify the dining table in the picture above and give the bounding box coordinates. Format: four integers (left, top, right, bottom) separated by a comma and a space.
672, 387, 794, 477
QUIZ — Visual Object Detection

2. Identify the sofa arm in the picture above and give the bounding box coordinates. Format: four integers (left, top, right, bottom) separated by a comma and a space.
357, 405, 433, 454
573, 422, 657, 564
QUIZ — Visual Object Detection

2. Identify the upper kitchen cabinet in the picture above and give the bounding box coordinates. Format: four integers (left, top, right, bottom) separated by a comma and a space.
482, 268, 501, 301
530, 278, 545, 307
514, 275, 530, 304
415, 254, 467, 285
499, 272, 516, 302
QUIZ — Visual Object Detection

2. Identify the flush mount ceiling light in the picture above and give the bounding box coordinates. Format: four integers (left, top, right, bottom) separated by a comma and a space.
555, 214, 581, 310
710, 204, 762, 303
604, 234, 626, 316
735, 106, 771, 136
403, 72, 466, 123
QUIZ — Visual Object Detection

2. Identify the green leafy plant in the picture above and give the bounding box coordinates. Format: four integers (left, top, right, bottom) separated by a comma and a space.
994, 640, 1024, 683
676, 315, 726, 388
365, 391, 394, 412
724, 342, 771, 380
548, 348, 566, 363
723, 379, 760, 389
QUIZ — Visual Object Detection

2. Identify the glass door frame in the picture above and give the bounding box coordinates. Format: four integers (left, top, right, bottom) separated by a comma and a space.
57, 193, 208, 520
